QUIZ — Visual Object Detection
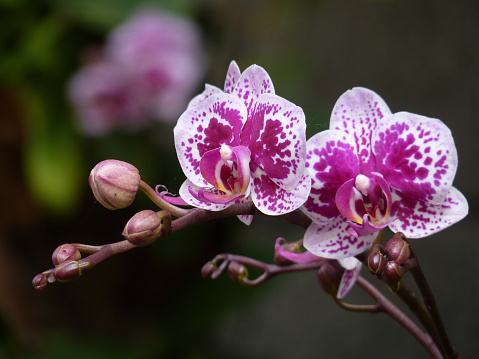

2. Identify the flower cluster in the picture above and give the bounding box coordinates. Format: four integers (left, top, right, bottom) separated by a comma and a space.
68, 7, 206, 136
299, 87, 468, 259
174, 61, 311, 224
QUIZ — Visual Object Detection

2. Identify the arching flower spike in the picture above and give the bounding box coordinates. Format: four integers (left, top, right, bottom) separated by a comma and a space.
174, 62, 311, 223
302, 87, 468, 259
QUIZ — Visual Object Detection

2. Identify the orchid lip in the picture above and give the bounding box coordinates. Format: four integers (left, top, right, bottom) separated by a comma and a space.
336, 172, 393, 235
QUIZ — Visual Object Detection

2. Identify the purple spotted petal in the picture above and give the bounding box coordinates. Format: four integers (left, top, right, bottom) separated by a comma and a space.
301, 130, 359, 223
373, 112, 458, 203
187, 84, 223, 109
389, 186, 468, 237
224, 61, 241, 94
174, 94, 247, 186
247, 93, 306, 190
179, 179, 231, 211
337, 259, 362, 299
237, 214, 253, 225
252, 169, 311, 215
338, 257, 359, 270
303, 218, 376, 259
330, 87, 391, 174
232, 64, 275, 119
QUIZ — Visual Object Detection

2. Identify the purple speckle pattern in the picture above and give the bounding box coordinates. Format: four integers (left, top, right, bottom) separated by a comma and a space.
337, 259, 362, 299
302, 87, 468, 259
248, 94, 307, 190
373, 111, 457, 202
304, 219, 376, 259
330, 87, 391, 174
175, 94, 246, 187
174, 61, 309, 217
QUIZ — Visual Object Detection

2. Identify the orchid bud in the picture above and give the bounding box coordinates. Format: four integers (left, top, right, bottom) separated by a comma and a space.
52, 244, 81, 266
385, 233, 410, 264
384, 260, 403, 288
54, 261, 82, 282
367, 244, 387, 277
227, 261, 248, 283
89, 159, 140, 210
122, 210, 168, 246
32, 273, 49, 290
201, 261, 217, 279
317, 261, 343, 296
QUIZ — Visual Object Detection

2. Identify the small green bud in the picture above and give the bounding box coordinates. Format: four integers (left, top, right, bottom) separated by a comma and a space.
227, 261, 248, 283
54, 261, 82, 282
52, 244, 81, 266
122, 210, 167, 246
316, 262, 343, 296
89, 159, 140, 210
385, 233, 410, 264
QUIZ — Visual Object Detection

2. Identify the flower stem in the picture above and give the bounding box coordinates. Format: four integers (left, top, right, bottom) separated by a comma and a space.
354, 275, 443, 359
139, 180, 190, 218
410, 258, 459, 359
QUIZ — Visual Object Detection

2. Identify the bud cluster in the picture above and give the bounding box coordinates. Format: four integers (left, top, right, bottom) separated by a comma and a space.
367, 233, 412, 290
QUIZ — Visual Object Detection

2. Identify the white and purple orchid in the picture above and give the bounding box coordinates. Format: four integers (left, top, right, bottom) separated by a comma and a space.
174, 62, 311, 223
301, 87, 468, 259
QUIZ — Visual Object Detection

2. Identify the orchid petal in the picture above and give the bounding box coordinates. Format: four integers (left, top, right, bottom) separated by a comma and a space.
252, 169, 311, 216
337, 259, 362, 299
232, 64, 275, 120
373, 111, 458, 203
335, 178, 364, 224
338, 257, 360, 271
178, 179, 231, 211
389, 186, 468, 237
237, 214, 253, 225
303, 219, 376, 259
301, 130, 359, 223
174, 93, 247, 187
330, 87, 391, 174
224, 61, 241, 94
247, 93, 307, 190
187, 84, 223, 109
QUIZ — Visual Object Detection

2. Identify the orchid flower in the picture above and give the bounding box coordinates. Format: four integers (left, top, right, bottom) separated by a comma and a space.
174, 61, 311, 223
275, 238, 361, 299
301, 87, 468, 259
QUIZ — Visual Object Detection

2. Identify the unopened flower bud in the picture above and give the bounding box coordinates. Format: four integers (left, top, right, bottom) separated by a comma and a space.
317, 261, 343, 296
227, 261, 248, 283
367, 247, 387, 277
32, 273, 48, 290
385, 234, 410, 264
89, 159, 140, 210
384, 260, 403, 287
201, 261, 217, 279
122, 210, 167, 246
52, 244, 81, 266
54, 261, 82, 282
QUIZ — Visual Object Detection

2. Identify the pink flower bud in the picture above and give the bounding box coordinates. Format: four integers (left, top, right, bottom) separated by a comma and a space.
89, 159, 140, 210
32, 273, 49, 290
227, 261, 248, 283
316, 261, 343, 296
385, 233, 411, 264
122, 210, 166, 246
52, 244, 81, 266
367, 245, 387, 277
201, 261, 217, 279
54, 261, 82, 282
384, 260, 403, 288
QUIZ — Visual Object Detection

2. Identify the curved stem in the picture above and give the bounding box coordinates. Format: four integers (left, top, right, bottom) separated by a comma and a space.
410, 259, 459, 359
355, 275, 443, 359
139, 180, 191, 218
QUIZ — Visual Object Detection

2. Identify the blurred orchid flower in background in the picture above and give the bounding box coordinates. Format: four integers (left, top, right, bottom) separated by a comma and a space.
68, 7, 206, 136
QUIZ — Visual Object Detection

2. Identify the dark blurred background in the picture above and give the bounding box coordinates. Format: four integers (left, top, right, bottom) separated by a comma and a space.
1, 0, 478, 358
